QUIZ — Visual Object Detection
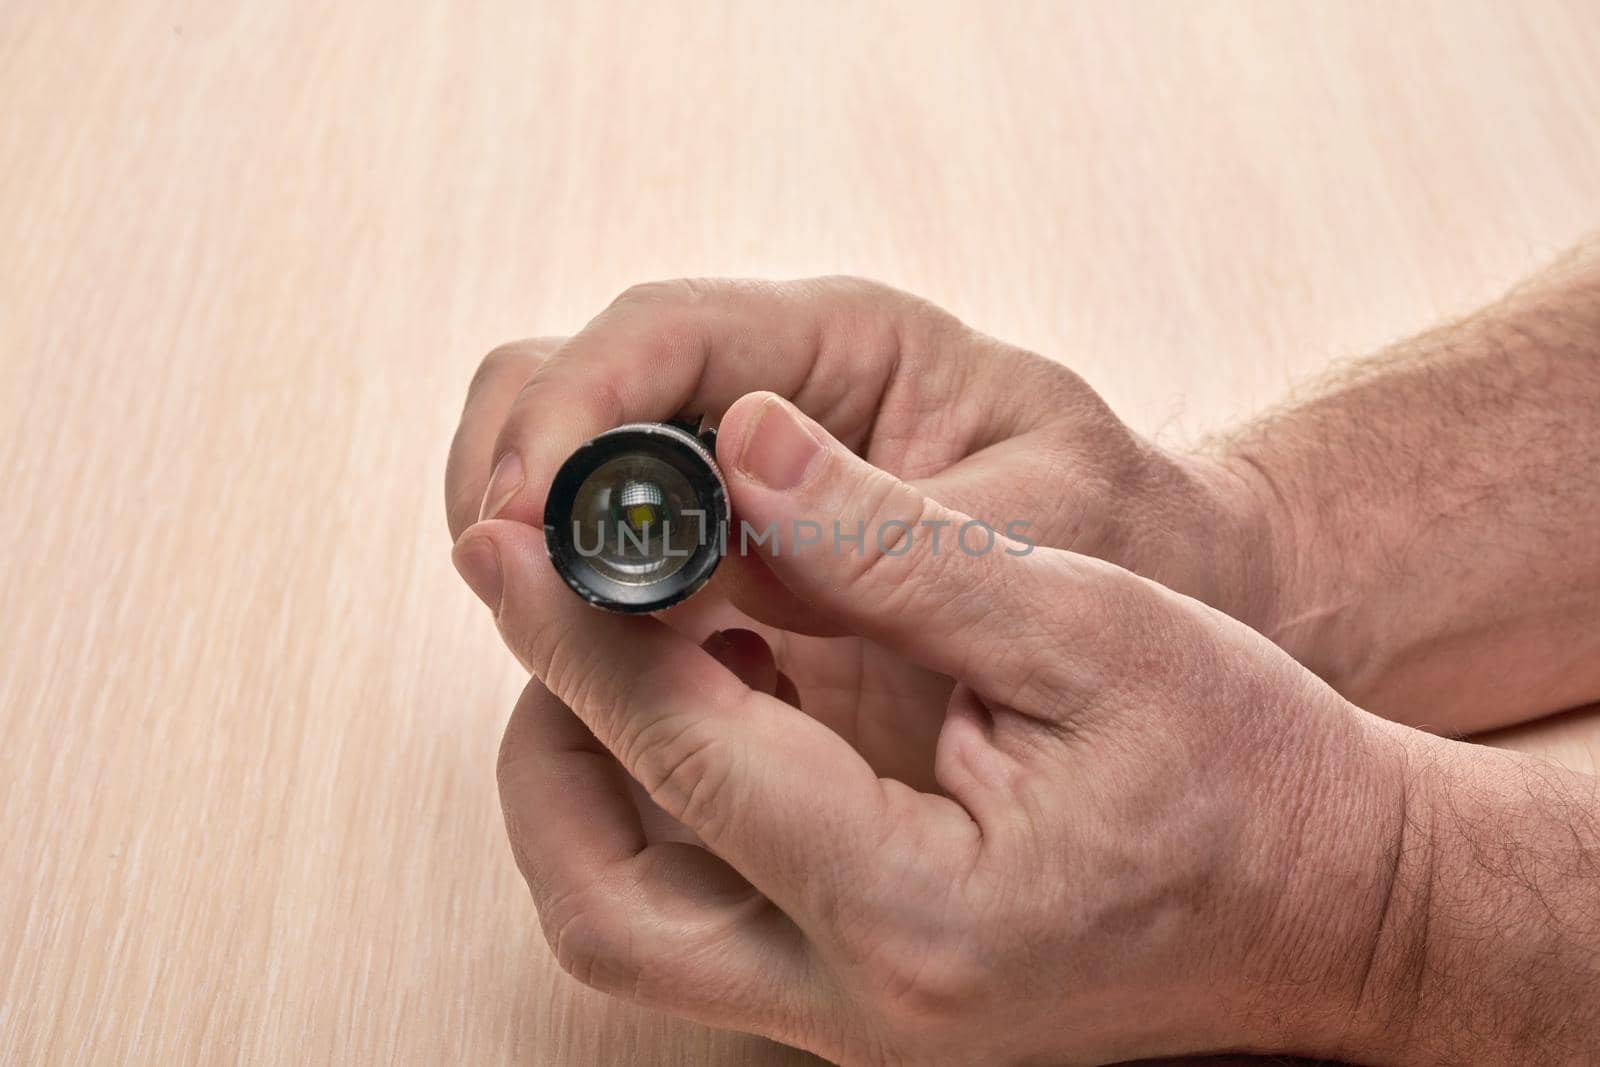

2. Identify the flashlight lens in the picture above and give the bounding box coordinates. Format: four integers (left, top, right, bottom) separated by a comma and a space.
545, 421, 728, 612
569, 455, 703, 586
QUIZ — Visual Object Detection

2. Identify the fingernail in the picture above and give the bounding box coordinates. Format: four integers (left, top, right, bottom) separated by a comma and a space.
453, 535, 504, 612
738, 398, 823, 490
480, 452, 524, 520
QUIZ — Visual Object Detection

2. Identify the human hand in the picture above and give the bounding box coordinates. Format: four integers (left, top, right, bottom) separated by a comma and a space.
444, 279, 1275, 789
453, 392, 1408, 1064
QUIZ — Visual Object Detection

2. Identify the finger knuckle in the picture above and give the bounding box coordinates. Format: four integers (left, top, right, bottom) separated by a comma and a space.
612, 277, 718, 310
811, 274, 896, 302
972, 555, 1107, 710
541, 883, 634, 994
470, 341, 540, 396
813, 274, 937, 319
624, 712, 739, 842
536, 634, 610, 725
854, 495, 984, 631
844, 472, 927, 590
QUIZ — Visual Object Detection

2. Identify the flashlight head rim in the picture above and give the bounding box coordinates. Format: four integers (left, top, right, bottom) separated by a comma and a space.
543, 421, 728, 613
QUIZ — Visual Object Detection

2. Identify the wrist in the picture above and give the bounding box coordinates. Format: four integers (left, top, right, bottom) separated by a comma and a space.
1208, 434, 1387, 700
1219, 711, 1425, 1061
1317, 723, 1443, 1063
1323, 731, 1600, 1065
1177, 447, 1289, 638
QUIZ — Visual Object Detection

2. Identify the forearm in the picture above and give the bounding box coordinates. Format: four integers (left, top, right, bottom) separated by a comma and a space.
1348, 729, 1600, 1065
1225, 240, 1600, 731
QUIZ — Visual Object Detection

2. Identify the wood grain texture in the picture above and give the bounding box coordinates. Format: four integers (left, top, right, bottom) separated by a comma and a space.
2, 2, 1597, 1063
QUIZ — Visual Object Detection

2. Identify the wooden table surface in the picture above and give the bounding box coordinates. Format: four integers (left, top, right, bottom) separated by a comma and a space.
4, 2, 1598, 1064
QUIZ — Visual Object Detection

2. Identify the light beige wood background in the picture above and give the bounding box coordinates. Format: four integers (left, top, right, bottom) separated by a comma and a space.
3, 2, 1598, 1064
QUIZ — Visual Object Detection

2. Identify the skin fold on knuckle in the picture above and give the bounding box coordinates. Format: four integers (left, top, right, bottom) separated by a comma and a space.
864, 492, 1007, 653
610, 277, 720, 315
544, 854, 771, 1028
965, 556, 1130, 731
840, 474, 940, 596
625, 712, 741, 844
541, 880, 637, 996
529, 627, 616, 732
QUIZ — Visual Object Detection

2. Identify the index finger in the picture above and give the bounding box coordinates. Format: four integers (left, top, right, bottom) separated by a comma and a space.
479, 276, 991, 526
445, 337, 563, 539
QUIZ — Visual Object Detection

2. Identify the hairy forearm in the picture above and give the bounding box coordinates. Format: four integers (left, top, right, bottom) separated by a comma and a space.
1225, 240, 1600, 732
1348, 730, 1600, 1065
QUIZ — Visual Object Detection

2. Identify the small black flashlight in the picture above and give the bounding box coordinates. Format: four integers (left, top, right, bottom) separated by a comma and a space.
543, 418, 729, 612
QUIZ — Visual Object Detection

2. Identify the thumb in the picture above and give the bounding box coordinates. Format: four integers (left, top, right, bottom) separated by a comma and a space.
717, 391, 1046, 686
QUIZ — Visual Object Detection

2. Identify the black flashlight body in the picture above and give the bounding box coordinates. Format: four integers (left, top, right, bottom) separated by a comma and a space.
543, 419, 730, 612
